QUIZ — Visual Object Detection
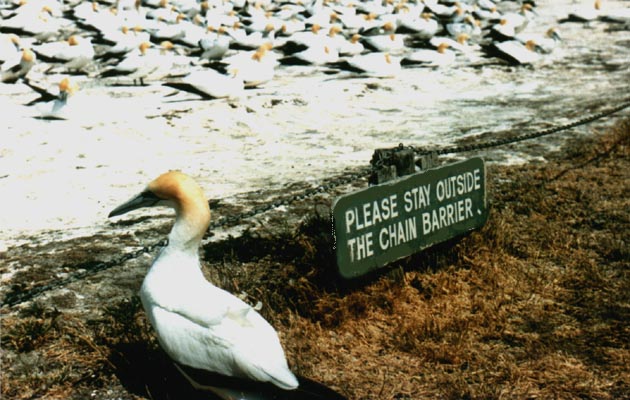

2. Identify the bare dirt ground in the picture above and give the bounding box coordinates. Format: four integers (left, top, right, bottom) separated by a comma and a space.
1, 118, 628, 399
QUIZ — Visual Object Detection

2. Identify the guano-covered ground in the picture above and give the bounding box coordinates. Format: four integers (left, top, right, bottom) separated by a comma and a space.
1, 119, 629, 399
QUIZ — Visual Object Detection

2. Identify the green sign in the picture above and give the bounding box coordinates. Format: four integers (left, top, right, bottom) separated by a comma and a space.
333, 158, 488, 278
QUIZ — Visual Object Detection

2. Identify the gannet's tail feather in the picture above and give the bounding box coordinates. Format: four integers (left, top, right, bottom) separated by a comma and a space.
175, 363, 347, 400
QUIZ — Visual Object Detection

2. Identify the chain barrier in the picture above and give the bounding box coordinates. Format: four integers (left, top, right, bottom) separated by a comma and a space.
411, 98, 630, 156
3, 99, 629, 308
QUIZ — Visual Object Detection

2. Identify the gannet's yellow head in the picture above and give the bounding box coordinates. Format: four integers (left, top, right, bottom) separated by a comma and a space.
21, 48, 35, 63
382, 21, 395, 32
139, 41, 151, 55
525, 39, 538, 52
67, 35, 80, 46
351, 33, 361, 44
364, 12, 377, 21
109, 171, 211, 241
437, 42, 450, 54
547, 27, 561, 41
59, 77, 78, 95
328, 25, 342, 37
252, 43, 272, 61
456, 33, 469, 44
9, 34, 20, 46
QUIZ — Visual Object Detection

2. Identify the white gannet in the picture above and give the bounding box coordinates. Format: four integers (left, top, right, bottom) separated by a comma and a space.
108, 172, 348, 399
0, 34, 21, 65
280, 42, 339, 66
99, 41, 163, 85
198, 28, 231, 61
1, 48, 35, 83
515, 27, 561, 54
489, 39, 541, 65
398, 12, 439, 39
219, 44, 278, 87
164, 69, 244, 99
33, 35, 95, 72
362, 32, 406, 54
24, 76, 78, 119
2, 4, 71, 42
402, 42, 455, 67
342, 52, 401, 77
566, 0, 602, 22
109, 171, 298, 391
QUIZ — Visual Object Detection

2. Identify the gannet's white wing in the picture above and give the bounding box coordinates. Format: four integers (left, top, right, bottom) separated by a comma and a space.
144, 278, 298, 390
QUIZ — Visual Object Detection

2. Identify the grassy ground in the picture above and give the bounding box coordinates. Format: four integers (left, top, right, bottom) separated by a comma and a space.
2, 118, 629, 399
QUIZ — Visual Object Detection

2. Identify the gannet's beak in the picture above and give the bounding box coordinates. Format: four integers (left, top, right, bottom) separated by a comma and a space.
550, 29, 562, 42
109, 190, 161, 217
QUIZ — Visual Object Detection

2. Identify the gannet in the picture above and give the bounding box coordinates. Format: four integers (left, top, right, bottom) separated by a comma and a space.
515, 28, 561, 54
1, 48, 35, 83
99, 41, 163, 85
473, 5, 501, 21
362, 32, 406, 54
566, 0, 602, 22
164, 69, 244, 99
97, 26, 151, 59
33, 35, 95, 72
280, 42, 339, 65
219, 44, 278, 87
332, 32, 364, 56
107, 172, 347, 400
402, 42, 455, 67
24, 76, 78, 119
109, 171, 298, 390
1, 4, 70, 41
341, 52, 401, 77
198, 28, 231, 61
0, 34, 21, 65
489, 39, 541, 65
398, 12, 439, 39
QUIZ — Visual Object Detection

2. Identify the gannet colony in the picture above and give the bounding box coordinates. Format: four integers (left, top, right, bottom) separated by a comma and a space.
2, 0, 629, 118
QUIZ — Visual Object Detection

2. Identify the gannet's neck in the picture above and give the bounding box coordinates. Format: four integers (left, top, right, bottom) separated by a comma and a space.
167, 195, 211, 253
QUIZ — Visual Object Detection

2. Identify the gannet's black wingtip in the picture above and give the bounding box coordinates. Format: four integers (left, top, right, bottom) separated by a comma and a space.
175, 363, 348, 400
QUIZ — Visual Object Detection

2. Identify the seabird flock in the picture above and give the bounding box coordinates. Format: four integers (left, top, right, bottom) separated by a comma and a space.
1, 0, 628, 115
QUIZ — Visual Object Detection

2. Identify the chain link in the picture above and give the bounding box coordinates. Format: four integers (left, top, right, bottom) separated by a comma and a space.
3, 99, 629, 308
411, 98, 630, 156
2, 238, 168, 307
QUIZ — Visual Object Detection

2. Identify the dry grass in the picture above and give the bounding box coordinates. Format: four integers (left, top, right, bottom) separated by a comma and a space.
1, 119, 629, 399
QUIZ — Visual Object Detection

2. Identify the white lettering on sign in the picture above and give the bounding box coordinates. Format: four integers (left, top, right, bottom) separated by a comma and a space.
347, 232, 374, 262
379, 217, 417, 250
403, 184, 431, 212
422, 198, 473, 235
436, 169, 481, 202
344, 194, 399, 234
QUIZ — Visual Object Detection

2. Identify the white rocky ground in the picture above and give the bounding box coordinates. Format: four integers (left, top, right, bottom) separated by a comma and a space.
1, 0, 629, 250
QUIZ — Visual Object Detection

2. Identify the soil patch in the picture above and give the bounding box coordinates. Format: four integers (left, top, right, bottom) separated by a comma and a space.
2, 119, 629, 399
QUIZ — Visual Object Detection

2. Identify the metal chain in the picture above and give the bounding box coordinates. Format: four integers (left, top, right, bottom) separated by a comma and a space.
2, 238, 168, 308
3, 98, 629, 308
206, 165, 373, 232
1, 167, 372, 308
411, 98, 630, 156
